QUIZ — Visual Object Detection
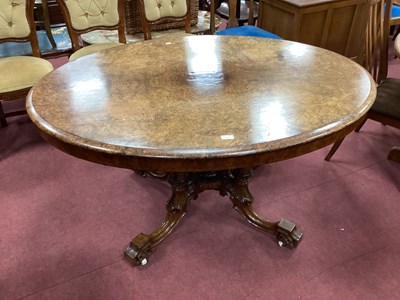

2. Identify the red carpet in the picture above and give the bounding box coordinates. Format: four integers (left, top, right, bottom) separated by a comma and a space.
1, 46, 399, 299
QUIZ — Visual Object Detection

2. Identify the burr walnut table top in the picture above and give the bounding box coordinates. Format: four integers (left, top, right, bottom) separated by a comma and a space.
27, 35, 376, 172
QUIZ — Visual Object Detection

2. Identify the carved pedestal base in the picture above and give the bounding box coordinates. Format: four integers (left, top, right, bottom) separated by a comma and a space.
124, 168, 303, 266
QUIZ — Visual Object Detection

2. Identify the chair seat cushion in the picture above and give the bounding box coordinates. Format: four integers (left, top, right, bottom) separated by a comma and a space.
374, 78, 400, 120
0, 56, 54, 93
216, 25, 281, 39
392, 4, 400, 18
69, 43, 125, 61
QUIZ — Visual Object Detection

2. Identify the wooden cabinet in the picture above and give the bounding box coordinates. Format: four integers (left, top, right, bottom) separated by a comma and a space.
257, 0, 369, 62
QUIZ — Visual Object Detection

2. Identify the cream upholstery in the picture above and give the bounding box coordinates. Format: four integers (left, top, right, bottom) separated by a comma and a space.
143, 0, 187, 21
63, 0, 120, 30
69, 42, 124, 60
0, 0, 54, 127
57, 0, 126, 60
138, 0, 190, 40
0, 56, 54, 93
0, 0, 30, 39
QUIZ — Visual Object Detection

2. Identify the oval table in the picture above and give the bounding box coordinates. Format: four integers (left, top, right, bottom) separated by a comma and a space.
27, 35, 376, 266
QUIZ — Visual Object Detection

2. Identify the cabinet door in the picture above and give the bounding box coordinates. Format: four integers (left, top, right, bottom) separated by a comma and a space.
258, 0, 369, 63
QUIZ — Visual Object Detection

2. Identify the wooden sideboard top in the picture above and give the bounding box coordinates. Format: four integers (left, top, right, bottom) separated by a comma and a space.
276, 0, 358, 8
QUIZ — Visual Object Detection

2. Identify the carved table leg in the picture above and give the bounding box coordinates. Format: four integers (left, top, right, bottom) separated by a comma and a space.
124, 173, 193, 266
222, 168, 303, 248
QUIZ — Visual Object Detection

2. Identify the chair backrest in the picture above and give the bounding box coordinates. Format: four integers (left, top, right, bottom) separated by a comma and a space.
56, 0, 126, 52
0, 0, 42, 57
137, 0, 191, 40
365, 0, 392, 83
220, 0, 257, 27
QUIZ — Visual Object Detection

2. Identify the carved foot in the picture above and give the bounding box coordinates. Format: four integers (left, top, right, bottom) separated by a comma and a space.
276, 219, 303, 248
124, 233, 151, 266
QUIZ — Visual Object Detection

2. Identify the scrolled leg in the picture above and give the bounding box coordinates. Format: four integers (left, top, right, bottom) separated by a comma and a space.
223, 168, 303, 249
124, 173, 194, 266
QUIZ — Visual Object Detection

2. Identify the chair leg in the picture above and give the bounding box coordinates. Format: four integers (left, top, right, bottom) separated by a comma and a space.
324, 138, 345, 161
355, 117, 367, 132
390, 25, 395, 36
0, 102, 8, 128
393, 25, 400, 41
42, 0, 57, 48
388, 147, 400, 163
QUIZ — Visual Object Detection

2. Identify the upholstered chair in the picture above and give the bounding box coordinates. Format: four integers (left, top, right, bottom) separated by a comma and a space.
137, 0, 191, 40
0, 0, 54, 127
215, 0, 280, 38
56, 0, 126, 61
34, 0, 57, 48
216, 0, 259, 26
325, 0, 400, 162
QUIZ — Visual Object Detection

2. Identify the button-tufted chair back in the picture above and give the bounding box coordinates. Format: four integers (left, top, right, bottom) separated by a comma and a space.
57, 0, 126, 58
138, 0, 191, 40
0, 0, 54, 127
0, 0, 41, 57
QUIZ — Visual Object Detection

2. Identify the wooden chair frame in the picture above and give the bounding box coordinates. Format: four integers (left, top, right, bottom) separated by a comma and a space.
34, 0, 57, 48
213, 0, 257, 27
325, 0, 400, 162
1, 0, 42, 57
137, 0, 192, 40
56, 0, 126, 52
0, 0, 47, 127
